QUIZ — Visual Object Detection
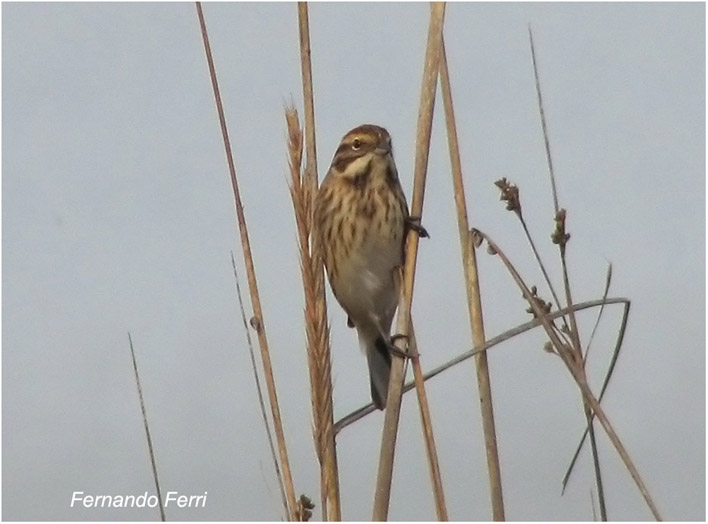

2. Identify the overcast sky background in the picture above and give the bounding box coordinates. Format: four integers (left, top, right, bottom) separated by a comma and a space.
3, 2, 705, 521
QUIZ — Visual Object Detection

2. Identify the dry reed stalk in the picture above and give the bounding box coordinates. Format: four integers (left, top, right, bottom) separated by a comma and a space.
473, 230, 663, 521
195, 3, 297, 519
372, 3, 446, 520
285, 107, 341, 521
439, 37, 505, 520
127, 333, 166, 522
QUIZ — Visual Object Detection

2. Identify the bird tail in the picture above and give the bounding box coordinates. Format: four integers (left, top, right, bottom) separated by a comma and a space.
367, 336, 392, 410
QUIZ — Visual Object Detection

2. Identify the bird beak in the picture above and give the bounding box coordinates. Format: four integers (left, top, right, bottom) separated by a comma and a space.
374, 139, 392, 156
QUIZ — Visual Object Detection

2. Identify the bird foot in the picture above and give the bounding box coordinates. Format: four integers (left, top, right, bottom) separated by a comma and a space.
406, 216, 429, 238
388, 334, 413, 359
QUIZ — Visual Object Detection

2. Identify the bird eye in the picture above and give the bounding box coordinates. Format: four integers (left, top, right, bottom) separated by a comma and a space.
352, 138, 362, 150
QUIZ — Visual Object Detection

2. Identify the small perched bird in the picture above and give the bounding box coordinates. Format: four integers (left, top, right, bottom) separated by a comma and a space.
314, 124, 412, 410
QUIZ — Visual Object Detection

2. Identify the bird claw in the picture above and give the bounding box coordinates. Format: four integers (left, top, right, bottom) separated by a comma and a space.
388, 334, 413, 359
406, 216, 429, 238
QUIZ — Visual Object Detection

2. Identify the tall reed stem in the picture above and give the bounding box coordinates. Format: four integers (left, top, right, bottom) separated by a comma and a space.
439, 38, 505, 520
196, 3, 297, 519
372, 3, 446, 520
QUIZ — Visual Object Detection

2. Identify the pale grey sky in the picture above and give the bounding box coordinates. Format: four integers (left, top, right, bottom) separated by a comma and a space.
3, 2, 705, 521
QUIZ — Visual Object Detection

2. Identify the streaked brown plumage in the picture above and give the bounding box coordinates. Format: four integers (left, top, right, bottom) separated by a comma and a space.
313, 124, 409, 410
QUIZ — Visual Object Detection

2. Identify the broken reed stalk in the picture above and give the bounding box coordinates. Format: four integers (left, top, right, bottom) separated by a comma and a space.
372, 3, 446, 520
528, 26, 605, 519
195, 3, 297, 519
334, 297, 630, 432
231, 254, 289, 518
128, 333, 166, 522
438, 37, 505, 520
473, 230, 663, 521
285, 107, 341, 521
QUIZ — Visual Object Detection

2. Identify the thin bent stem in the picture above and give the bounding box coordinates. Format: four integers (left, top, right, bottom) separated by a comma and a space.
335, 298, 630, 433
583, 264, 613, 364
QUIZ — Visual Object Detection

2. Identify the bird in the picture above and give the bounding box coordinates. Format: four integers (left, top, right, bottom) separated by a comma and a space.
313, 124, 418, 410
